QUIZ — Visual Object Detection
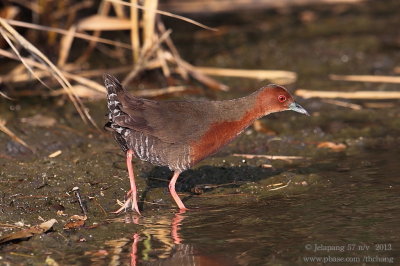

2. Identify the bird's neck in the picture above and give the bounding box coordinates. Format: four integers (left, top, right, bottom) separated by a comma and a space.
214, 90, 270, 124
190, 90, 269, 163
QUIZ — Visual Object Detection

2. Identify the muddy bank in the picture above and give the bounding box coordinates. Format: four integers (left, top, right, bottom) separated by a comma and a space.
1, 0, 400, 264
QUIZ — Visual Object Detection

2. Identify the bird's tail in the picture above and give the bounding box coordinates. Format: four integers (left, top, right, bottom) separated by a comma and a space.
103, 74, 124, 125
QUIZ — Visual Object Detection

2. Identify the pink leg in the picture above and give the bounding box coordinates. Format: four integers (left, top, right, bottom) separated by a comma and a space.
126, 150, 141, 214
113, 150, 141, 215
169, 171, 187, 210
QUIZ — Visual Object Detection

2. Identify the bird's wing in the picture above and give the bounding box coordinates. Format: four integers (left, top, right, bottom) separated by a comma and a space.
104, 74, 213, 144
116, 94, 213, 144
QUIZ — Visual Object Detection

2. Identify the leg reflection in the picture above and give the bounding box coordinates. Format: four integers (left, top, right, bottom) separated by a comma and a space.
171, 209, 186, 244
130, 233, 140, 266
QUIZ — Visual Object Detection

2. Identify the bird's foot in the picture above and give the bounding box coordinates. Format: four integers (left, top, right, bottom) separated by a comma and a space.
112, 190, 141, 215
130, 194, 141, 215
112, 197, 132, 214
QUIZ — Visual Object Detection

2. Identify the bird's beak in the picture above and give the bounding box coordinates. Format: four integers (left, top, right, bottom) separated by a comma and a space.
288, 102, 310, 116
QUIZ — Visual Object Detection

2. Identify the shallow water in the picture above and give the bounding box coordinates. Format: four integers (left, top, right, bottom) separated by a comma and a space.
74, 151, 398, 265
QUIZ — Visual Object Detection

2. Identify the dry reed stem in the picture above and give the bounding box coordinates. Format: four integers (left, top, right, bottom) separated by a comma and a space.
157, 21, 189, 79
133, 86, 186, 97
77, 15, 132, 30
0, 47, 99, 128
0, 49, 106, 95
0, 91, 14, 100
68, 66, 132, 78
0, 28, 50, 90
130, 0, 139, 63
111, 0, 126, 18
106, 0, 217, 31
51, 85, 187, 98
0, 28, 46, 89
196, 67, 297, 84
330, 74, 400, 83
143, 0, 158, 53
321, 99, 362, 110
57, 25, 76, 67
0, 65, 67, 83
0, 19, 87, 122
6, 19, 131, 49
50, 85, 104, 99
268, 180, 292, 191
74, 2, 111, 65
164, 52, 229, 91
233, 154, 306, 160
296, 89, 400, 99
122, 29, 172, 85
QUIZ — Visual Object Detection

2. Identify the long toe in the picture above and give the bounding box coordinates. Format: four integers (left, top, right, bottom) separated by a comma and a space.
112, 198, 132, 214
131, 196, 141, 215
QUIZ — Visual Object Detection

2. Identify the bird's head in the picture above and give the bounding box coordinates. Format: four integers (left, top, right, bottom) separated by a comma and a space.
257, 84, 309, 116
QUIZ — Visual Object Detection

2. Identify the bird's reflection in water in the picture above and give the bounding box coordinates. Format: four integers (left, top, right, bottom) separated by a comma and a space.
95, 209, 231, 266
123, 209, 228, 266
130, 233, 139, 266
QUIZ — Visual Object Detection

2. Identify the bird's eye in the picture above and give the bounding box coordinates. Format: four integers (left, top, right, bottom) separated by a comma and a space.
278, 95, 287, 102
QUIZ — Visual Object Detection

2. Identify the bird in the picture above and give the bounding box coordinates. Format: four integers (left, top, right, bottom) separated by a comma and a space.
104, 74, 309, 214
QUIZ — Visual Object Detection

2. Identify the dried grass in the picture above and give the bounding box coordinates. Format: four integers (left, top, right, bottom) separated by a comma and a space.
0, 0, 299, 146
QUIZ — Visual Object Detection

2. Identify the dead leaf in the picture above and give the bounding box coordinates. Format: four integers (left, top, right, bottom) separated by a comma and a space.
63, 215, 87, 230
317, 142, 347, 152
0, 219, 57, 244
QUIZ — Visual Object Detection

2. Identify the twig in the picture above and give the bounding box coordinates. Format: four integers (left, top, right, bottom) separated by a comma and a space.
72, 187, 88, 217
57, 25, 76, 67
158, 21, 188, 79
296, 89, 400, 99
0, 18, 98, 128
164, 52, 229, 91
0, 91, 14, 100
233, 154, 305, 160
268, 180, 292, 191
133, 86, 186, 97
0, 49, 106, 95
330, 74, 400, 84
122, 29, 172, 85
196, 67, 297, 84
194, 193, 249, 198
321, 99, 362, 110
